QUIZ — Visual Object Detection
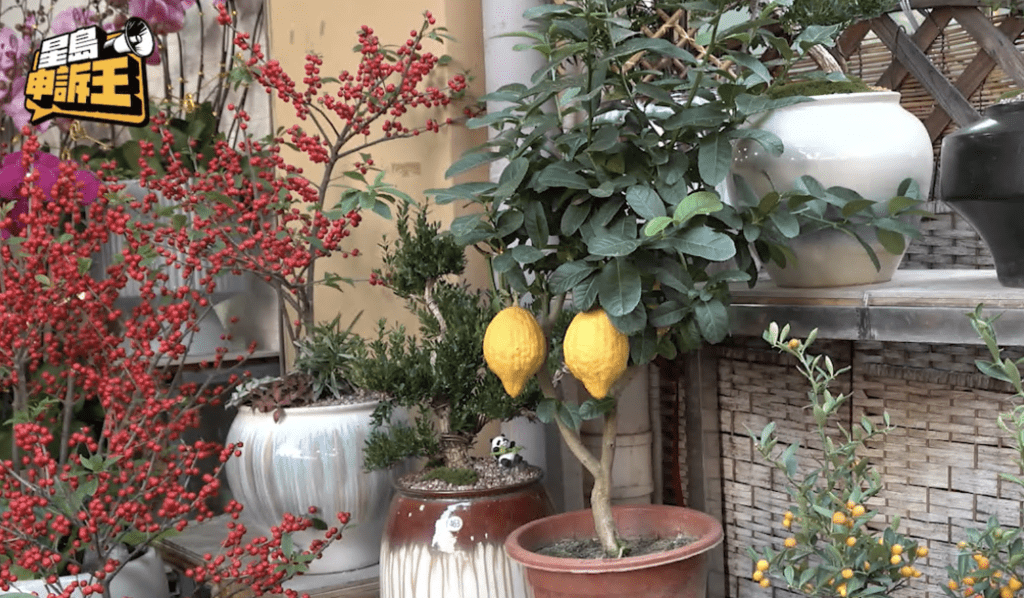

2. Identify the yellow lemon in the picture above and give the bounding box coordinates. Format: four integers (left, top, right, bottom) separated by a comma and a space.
563, 309, 629, 399
483, 306, 546, 397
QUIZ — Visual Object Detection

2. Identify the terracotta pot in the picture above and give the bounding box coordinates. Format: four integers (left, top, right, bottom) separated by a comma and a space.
729, 91, 933, 287
939, 101, 1024, 287
380, 476, 553, 598
225, 400, 409, 574
505, 505, 723, 598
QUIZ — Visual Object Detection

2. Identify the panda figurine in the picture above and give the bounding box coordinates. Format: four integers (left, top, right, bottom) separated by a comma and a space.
490, 434, 523, 468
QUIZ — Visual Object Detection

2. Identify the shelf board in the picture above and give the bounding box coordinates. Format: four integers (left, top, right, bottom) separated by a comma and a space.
727, 269, 1024, 344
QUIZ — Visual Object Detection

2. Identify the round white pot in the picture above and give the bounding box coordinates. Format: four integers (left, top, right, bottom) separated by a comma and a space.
224, 400, 403, 574
729, 91, 933, 287
1, 547, 168, 598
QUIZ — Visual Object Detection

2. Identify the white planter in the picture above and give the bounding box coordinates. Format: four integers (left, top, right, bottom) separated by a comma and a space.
224, 401, 404, 574
1, 547, 168, 598
729, 91, 933, 287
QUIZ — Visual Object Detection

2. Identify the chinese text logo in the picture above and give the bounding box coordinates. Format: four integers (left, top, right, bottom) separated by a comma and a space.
24, 17, 153, 127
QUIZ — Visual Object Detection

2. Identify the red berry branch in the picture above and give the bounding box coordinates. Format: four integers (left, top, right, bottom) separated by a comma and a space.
0, 140, 344, 598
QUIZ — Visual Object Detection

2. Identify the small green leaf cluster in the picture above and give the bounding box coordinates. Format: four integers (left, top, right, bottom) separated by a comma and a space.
292, 314, 365, 401
355, 205, 540, 471
70, 101, 224, 179
781, 0, 896, 30
944, 307, 1024, 598
730, 175, 926, 271
749, 322, 924, 598
422, 467, 480, 487
429, 0, 861, 364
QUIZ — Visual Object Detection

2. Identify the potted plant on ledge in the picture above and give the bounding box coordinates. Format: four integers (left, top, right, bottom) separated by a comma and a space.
354, 205, 551, 598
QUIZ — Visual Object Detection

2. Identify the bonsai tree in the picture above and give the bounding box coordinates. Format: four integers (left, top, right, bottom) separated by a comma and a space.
432, 0, 913, 557
358, 204, 540, 485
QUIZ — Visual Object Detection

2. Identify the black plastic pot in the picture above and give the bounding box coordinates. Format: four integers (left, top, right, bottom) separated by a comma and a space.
939, 101, 1024, 287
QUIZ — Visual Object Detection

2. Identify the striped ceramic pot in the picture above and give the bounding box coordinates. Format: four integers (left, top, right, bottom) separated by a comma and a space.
380, 477, 553, 598
224, 400, 403, 574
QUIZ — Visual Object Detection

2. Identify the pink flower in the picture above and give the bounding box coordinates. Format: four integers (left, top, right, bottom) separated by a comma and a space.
129, 0, 187, 35
52, 7, 99, 36
0, 151, 99, 238
0, 27, 30, 95
3, 75, 31, 130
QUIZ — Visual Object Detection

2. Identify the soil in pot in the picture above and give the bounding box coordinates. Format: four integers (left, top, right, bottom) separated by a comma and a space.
536, 533, 694, 559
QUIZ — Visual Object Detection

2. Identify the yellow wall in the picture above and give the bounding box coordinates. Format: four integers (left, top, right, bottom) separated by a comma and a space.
265, 0, 490, 335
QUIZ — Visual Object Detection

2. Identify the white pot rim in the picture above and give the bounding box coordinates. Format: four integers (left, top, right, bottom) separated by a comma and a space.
236, 398, 380, 417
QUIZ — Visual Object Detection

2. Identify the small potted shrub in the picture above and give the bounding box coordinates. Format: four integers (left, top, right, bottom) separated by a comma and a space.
748, 322, 927, 598
355, 205, 551, 598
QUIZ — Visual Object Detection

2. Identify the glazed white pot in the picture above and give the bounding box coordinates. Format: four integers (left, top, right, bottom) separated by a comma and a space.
224, 400, 402, 574
1, 547, 169, 598
729, 91, 933, 287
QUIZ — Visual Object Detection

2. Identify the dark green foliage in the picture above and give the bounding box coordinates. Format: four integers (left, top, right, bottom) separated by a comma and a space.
70, 101, 224, 178
782, 0, 896, 29
378, 202, 466, 299
293, 314, 364, 400
765, 75, 873, 99
355, 205, 540, 471
422, 467, 479, 486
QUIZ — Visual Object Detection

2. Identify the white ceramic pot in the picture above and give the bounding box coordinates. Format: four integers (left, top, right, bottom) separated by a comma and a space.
729, 91, 934, 287
1, 547, 169, 598
224, 400, 403, 574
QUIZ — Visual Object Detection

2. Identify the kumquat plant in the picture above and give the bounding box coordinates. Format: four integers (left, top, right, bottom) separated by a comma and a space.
944, 307, 1024, 598
749, 322, 926, 598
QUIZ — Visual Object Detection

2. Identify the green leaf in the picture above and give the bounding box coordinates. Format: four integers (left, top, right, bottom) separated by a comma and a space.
536, 398, 558, 424
561, 202, 591, 236
428, 182, 497, 205
875, 228, 907, 256
597, 258, 642, 317
537, 162, 590, 189
496, 157, 529, 199
34, 274, 51, 287
694, 299, 729, 344
511, 244, 545, 264
496, 209, 525, 237
556, 401, 582, 431
632, 327, 660, 363
727, 128, 784, 156
650, 301, 687, 327
626, 185, 667, 220
887, 194, 922, 216
671, 227, 736, 261
673, 191, 723, 226
841, 198, 878, 218
728, 51, 772, 84
587, 234, 641, 257
589, 126, 621, 153
522, 201, 550, 248
643, 216, 673, 237
663, 104, 729, 131
698, 133, 733, 186
608, 304, 647, 335
768, 209, 800, 238
550, 261, 598, 294
445, 151, 502, 178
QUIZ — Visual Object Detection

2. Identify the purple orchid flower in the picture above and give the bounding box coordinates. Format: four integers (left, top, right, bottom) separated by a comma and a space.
0, 152, 100, 238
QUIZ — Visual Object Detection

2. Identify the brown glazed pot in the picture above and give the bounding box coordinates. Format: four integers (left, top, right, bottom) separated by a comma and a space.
504, 505, 724, 598
379, 475, 554, 598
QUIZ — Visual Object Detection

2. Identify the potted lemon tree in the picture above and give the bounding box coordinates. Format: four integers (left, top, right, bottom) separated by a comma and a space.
429, 1, 865, 596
